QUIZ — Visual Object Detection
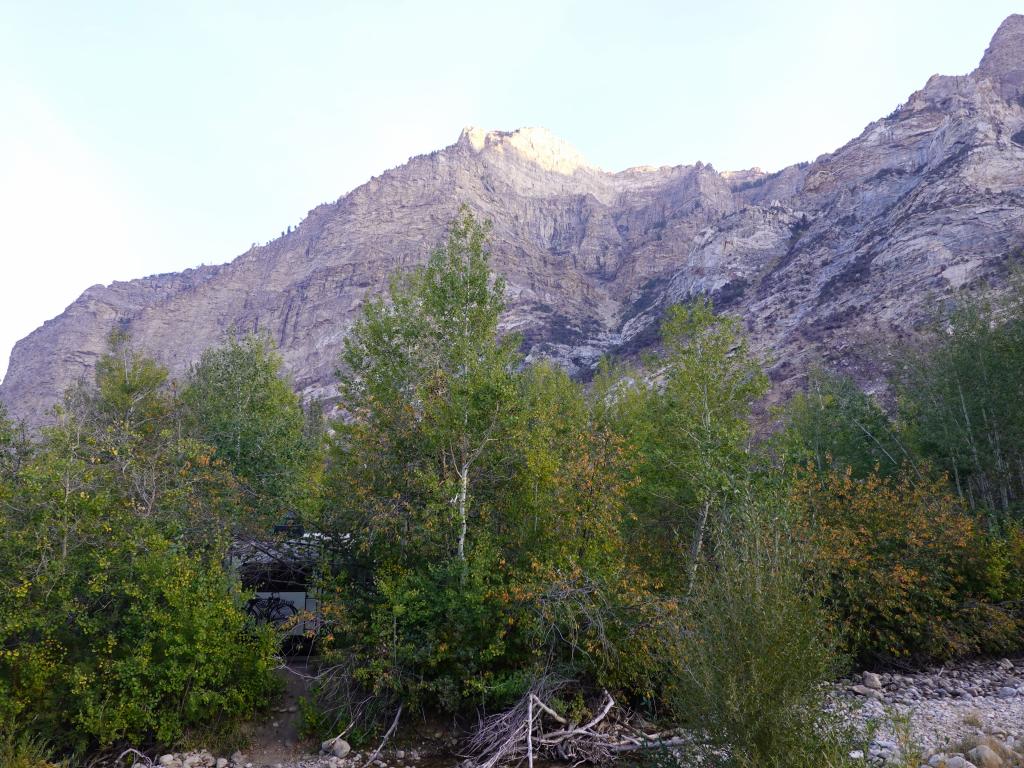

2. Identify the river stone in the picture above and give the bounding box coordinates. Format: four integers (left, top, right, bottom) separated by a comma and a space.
967, 744, 1004, 768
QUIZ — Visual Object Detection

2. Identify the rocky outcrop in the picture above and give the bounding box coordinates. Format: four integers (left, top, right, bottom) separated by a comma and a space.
5, 17, 1024, 425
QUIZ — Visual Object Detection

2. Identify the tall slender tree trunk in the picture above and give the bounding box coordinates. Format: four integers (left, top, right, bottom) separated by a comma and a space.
686, 500, 711, 598
456, 463, 469, 561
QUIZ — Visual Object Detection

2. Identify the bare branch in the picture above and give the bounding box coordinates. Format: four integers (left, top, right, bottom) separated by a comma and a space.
358, 703, 403, 768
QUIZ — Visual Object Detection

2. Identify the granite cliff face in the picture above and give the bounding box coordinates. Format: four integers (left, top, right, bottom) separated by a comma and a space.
5, 16, 1024, 425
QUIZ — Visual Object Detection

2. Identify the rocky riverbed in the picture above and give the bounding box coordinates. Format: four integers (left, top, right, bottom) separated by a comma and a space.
836, 656, 1024, 767
130, 657, 1024, 768
128, 745, 430, 768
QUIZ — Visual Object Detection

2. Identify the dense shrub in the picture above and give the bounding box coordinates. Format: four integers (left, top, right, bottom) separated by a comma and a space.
981, 521, 1024, 602
0, 728, 67, 768
793, 466, 1024, 663
0, 336, 284, 753
674, 492, 854, 768
0, 495, 277, 751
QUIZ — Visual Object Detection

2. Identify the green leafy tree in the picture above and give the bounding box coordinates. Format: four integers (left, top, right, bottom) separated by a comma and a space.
63, 330, 186, 520
776, 367, 908, 478
331, 207, 520, 565
181, 332, 313, 526
0, 336, 278, 751
509, 363, 674, 697
318, 211, 666, 723
91, 329, 171, 431
603, 298, 769, 593
894, 286, 1024, 517
322, 210, 522, 716
55, 332, 244, 544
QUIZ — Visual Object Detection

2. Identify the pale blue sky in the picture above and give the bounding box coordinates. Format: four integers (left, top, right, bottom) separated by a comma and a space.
0, 0, 1019, 379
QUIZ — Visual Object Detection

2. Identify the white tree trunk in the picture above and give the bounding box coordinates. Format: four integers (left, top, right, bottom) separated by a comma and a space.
456, 462, 469, 561
686, 500, 711, 597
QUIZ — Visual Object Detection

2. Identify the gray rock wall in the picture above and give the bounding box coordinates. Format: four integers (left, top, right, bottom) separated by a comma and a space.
5, 16, 1024, 426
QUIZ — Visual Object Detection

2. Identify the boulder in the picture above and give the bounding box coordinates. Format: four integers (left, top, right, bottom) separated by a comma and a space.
322, 738, 352, 759
863, 671, 883, 690
967, 744, 1004, 768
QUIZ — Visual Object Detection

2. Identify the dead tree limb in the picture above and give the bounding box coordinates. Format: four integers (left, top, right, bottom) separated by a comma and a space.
358, 703, 403, 768
468, 687, 683, 767
526, 695, 534, 768
116, 748, 154, 767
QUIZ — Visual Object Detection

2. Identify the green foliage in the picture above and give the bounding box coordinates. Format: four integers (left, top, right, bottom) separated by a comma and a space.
318, 211, 674, 724
298, 695, 334, 742
333, 207, 520, 559
92, 329, 171, 430
45, 331, 247, 545
0, 335, 279, 753
601, 298, 769, 592
980, 520, 1024, 602
0, 404, 31, 485
322, 209, 526, 716
511, 364, 677, 700
0, 526, 276, 749
0, 727, 68, 768
895, 284, 1024, 516
182, 331, 316, 525
674, 490, 853, 768
0, 462, 277, 751
776, 367, 906, 478
771, 283, 1024, 665
10, 210, 1024, 763
793, 465, 1024, 663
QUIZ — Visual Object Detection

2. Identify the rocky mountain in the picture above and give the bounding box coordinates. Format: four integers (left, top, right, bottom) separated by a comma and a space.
5, 16, 1024, 426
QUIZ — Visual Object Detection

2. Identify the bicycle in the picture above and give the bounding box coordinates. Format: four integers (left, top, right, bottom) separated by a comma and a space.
246, 593, 298, 628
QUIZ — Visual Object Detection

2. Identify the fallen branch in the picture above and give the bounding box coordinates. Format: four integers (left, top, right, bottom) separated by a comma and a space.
608, 736, 692, 753
358, 703, 403, 768
529, 694, 568, 724
526, 695, 534, 768
115, 748, 154, 767
468, 686, 684, 767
